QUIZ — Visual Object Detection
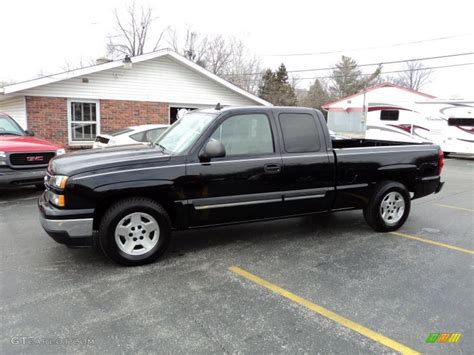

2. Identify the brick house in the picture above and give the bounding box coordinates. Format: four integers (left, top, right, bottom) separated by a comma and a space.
0, 49, 269, 148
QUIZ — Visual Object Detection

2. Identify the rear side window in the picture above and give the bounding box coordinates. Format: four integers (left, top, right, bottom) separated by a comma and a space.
279, 113, 320, 153
130, 131, 146, 142
145, 128, 167, 142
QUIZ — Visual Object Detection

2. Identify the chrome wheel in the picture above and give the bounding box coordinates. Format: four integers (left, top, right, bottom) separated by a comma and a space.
380, 191, 405, 226
114, 212, 160, 256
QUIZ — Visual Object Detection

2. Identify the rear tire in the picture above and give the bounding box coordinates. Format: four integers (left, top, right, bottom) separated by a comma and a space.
98, 197, 171, 266
363, 181, 411, 232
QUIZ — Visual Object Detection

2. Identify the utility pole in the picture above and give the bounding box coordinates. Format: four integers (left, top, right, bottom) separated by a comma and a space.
361, 83, 368, 138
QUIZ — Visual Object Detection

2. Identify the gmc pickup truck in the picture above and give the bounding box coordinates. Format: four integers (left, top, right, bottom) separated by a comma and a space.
39, 106, 444, 265
0, 113, 64, 189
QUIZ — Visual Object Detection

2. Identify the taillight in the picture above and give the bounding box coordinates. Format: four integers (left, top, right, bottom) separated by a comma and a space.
438, 149, 444, 175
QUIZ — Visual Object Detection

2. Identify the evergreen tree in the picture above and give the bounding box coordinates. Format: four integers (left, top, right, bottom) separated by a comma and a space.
258, 64, 297, 106
300, 79, 332, 114
329, 56, 382, 98
258, 69, 277, 101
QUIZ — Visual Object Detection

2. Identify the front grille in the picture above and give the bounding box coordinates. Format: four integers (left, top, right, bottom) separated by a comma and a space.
8, 152, 56, 167
95, 136, 110, 144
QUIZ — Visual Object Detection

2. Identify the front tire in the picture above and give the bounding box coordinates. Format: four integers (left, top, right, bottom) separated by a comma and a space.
98, 198, 171, 266
363, 181, 411, 232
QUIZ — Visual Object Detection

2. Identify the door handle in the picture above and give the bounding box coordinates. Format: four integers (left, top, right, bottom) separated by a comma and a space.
264, 163, 281, 174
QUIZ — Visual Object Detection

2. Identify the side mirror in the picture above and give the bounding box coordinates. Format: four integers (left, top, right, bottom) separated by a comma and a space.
25, 130, 35, 136
199, 140, 226, 161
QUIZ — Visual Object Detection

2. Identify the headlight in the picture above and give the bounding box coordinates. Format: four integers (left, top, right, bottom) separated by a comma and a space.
49, 175, 69, 190
56, 148, 66, 155
0, 151, 6, 166
49, 191, 65, 207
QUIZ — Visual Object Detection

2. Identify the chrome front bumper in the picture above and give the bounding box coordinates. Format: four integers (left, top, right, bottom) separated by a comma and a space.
39, 215, 94, 246
39, 215, 93, 238
38, 192, 94, 246
0, 168, 47, 187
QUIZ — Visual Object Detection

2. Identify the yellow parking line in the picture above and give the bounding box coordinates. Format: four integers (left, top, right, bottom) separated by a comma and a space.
389, 232, 474, 255
433, 203, 474, 213
229, 266, 419, 355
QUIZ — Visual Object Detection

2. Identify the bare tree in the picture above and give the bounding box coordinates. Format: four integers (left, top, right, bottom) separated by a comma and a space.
61, 57, 97, 72
205, 35, 237, 76
107, 2, 167, 58
223, 46, 262, 94
167, 28, 231, 74
0, 80, 14, 87
168, 27, 208, 67
168, 28, 263, 94
391, 60, 433, 90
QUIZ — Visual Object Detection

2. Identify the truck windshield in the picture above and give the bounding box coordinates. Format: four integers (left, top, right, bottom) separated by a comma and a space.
0, 114, 25, 136
154, 111, 217, 154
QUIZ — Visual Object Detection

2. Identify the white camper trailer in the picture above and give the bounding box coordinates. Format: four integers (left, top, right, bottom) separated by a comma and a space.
324, 83, 474, 155
364, 100, 474, 155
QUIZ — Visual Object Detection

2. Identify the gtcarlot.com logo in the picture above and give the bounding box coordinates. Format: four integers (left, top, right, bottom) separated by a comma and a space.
10, 336, 95, 346
426, 333, 462, 344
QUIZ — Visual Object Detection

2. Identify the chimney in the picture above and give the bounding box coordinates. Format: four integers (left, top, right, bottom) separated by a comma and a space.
96, 57, 113, 65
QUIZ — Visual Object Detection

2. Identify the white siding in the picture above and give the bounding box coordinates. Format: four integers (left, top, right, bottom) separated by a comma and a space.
0, 96, 27, 128
20, 56, 258, 106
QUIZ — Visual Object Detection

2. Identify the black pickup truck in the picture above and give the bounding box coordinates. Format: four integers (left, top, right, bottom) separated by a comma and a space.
39, 106, 444, 265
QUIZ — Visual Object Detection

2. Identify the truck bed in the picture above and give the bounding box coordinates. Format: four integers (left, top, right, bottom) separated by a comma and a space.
330, 138, 440, 210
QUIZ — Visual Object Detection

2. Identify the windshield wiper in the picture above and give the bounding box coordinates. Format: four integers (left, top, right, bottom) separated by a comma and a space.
0, 132, 22, 136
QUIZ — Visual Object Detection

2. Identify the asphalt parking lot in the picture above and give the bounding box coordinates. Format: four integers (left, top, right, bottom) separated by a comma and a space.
1, 157, 473, 354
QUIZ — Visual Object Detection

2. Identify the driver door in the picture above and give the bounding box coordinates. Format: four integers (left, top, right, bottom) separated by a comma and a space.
185, 112, 284, 226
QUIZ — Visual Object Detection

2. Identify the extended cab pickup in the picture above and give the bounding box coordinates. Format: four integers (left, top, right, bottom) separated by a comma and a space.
39, 107, 444, 265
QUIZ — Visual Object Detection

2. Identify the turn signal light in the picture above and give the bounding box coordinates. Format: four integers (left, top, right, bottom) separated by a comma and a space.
49, 192, 66, 207
57, 195, 65, 207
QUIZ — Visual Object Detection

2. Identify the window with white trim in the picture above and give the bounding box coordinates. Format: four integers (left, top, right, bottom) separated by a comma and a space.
69, 101, 99, 142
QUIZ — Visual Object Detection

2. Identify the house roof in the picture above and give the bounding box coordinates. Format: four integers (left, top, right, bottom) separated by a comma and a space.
0, 49, 271, 106
322, 82, 436, 109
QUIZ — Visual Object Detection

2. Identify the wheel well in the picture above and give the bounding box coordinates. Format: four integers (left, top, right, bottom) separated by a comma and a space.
365, 177, 413, 206
93, 192, 176, 230
377, 172, 415, 192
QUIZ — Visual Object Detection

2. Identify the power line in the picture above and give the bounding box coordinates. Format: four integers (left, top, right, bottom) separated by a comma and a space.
261, 33, 473, 57
297, 61, 474, 80
289, 52, 474, 73
238, 52, 474, 75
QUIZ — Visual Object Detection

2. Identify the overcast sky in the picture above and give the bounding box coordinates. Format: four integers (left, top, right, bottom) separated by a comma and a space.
1, 0, 473, 98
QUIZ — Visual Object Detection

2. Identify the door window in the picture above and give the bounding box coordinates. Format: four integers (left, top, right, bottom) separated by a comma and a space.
210, 114, 274, 156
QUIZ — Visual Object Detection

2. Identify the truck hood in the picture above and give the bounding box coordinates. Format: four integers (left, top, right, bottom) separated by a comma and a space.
50, 143, 170, 176
0, 135, 60, 152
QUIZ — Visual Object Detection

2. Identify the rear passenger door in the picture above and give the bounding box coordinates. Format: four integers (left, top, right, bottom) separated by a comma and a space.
276, 110, 335, 214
